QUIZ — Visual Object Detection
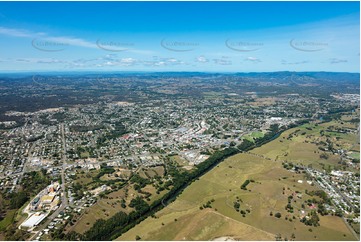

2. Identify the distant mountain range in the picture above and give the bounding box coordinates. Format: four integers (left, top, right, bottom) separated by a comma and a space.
0, 71, 359, 80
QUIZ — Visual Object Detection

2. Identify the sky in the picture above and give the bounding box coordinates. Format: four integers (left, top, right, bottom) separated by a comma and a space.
0, 1, 359, 72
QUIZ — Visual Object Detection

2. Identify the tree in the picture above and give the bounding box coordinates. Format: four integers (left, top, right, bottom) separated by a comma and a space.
9, 191, 28, 209
129, 197, 150, 213
241, 180, 250, 190
84, 211, 128, 240
275, 212, 282, 218
275, 233, 282, 241
320, 153, 329, 159
335, 209, 343, 217
285, 203, 293, 211
317, 203, 328, 216
301, 211, 320, 227
233, 201, 240, 211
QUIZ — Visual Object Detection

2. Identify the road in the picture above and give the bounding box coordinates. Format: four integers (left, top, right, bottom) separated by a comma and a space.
342, 216, 360, 241
15, 141, 36, 189
311, 110, 319, 120
28, 124, 68, 241
60, 123, 69, 208
305, 168, 359, 240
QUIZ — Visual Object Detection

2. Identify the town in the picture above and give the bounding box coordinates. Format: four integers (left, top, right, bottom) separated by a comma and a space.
0, 72, 359, 241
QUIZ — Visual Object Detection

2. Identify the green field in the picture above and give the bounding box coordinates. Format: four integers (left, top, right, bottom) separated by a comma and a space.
71, 185, 133, 234
243, 131, 265, 142
0, 210, 16, 231
170, 155, 189, 167
118, 153, 356, 240
71, 174, 167, 234
80, 151, 90, 158
202, 91, 223, 99
253, 122, 359, 171
349, 152, 360, 160
118, 121, 358, 241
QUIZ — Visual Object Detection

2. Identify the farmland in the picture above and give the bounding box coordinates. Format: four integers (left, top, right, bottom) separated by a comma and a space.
253, 118, 359, 172
69, 165, 168, 235
118, 120, 358, 241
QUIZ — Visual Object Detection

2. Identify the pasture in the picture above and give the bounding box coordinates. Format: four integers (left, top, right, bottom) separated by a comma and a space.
118, 151, 356, 240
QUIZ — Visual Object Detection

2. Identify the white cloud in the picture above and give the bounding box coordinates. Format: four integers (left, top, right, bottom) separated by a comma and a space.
245, 57, 261, 62
0, 26, 32, 37
329, 58, 348, 64
143, 60, 166, 67
104, 54, 117, 60
154, 61, 166, 66
0, 26, 96, 48
73, 58, 99, 64
15, 58, 32, 63
213, 58, 232, 65
120, 58, 137, 66
164, 58, 184, 65
66, 55, 140, 68
36, 58, 66, 64
121, 57, 136, 63
0, 26, 155, 53
281, 59, 309, 65
142, 57, 185, 66
12, 57, 67, 64
195, 56, 209, 63
45, 36, 96, 49
166, 58, 178, 63
104, 61, 116, 66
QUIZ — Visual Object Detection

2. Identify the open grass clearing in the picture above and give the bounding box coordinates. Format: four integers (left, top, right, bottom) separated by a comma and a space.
118, 124, 357, 241
0, 209, 16, 231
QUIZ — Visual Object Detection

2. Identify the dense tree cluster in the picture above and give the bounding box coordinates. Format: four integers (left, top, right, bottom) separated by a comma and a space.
130, 174, 150, 191
94, 164, 116, 180
83, 211, 129, 240
300, 210, 320, 227
241, 180, 251, 190
129, 196, 150, 212
9, 191, 28, 209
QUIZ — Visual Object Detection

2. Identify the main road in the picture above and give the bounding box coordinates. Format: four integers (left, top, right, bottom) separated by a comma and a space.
60, 123, 69, 208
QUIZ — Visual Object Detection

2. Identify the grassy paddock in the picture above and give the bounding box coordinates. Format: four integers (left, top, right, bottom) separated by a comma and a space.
0, 209, 16, 231
118, 121, 358, 241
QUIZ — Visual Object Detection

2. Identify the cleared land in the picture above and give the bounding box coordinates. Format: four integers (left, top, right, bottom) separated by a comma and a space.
70, 165, 168, 234
253, 121, 359, 171
243, 131, 265, 142
118, 121, 358, 241
0, 209, 16, 231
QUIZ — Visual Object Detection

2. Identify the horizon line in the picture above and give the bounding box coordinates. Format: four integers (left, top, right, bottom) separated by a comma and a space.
0, 70, 360, 75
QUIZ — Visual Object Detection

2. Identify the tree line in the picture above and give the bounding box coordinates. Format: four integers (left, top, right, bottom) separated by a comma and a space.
61, 121, 305, 240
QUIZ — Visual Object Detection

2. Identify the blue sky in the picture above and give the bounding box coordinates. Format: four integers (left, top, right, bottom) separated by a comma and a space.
0, 1, 359, 72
